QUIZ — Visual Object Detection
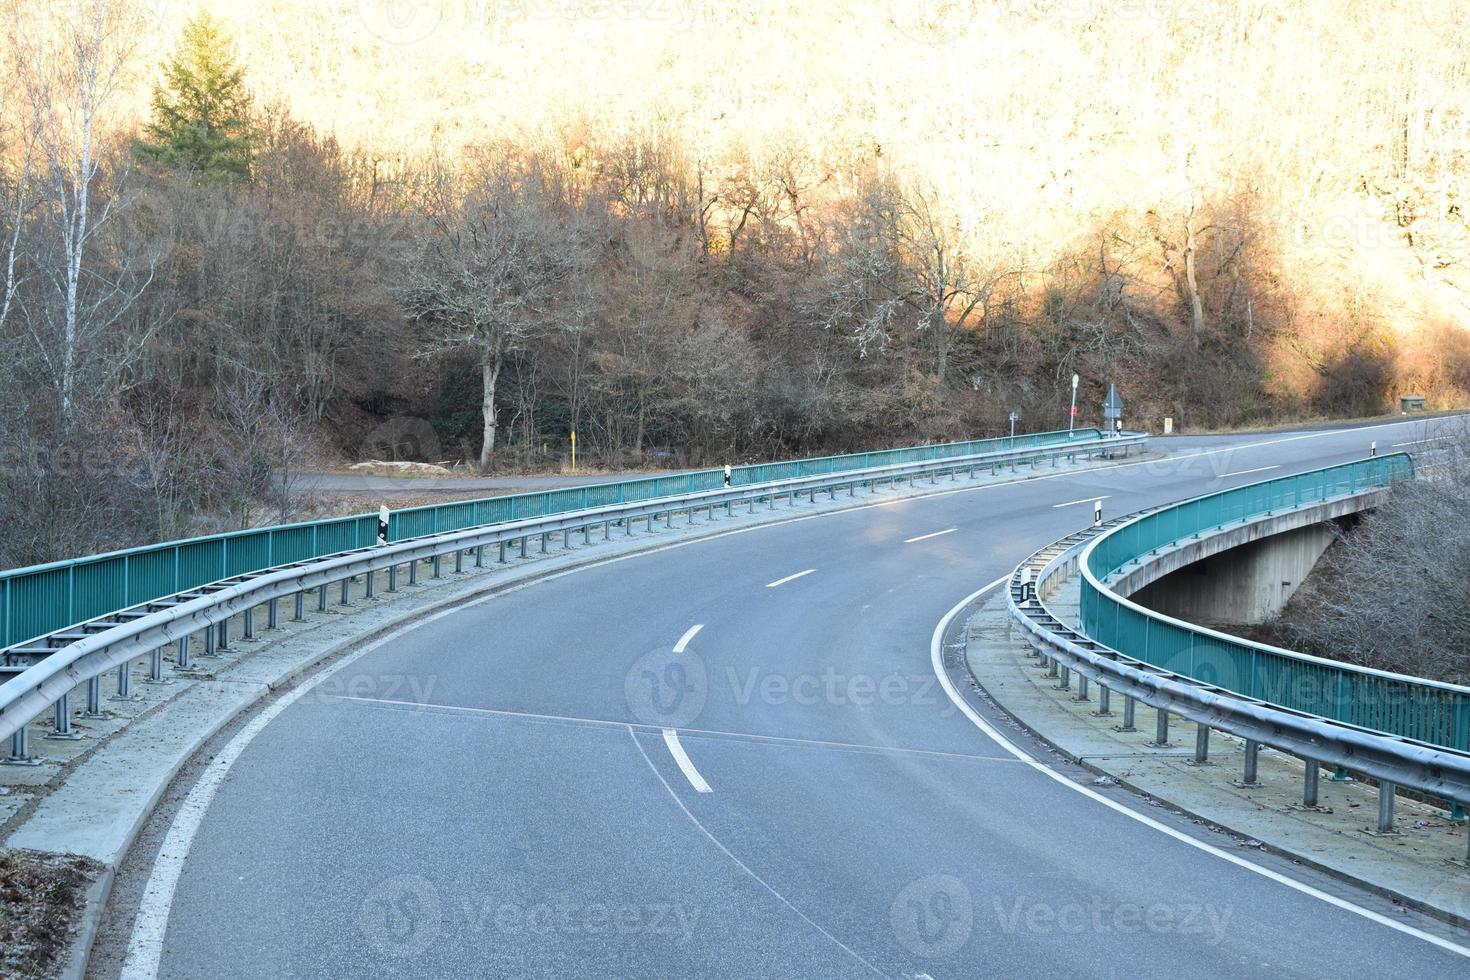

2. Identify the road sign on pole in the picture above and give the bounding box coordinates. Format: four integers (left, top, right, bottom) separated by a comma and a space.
1009, 411, 1019, 441
1102, 384, 1123, 436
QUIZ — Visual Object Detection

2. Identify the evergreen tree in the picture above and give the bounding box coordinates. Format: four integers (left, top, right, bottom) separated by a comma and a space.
136, 14, 253, 181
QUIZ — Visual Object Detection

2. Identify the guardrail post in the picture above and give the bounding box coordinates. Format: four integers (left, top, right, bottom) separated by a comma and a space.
176, 635, 191, 671
243, 607, 254, 639
562, 529, 571, 549
410, 560, 420, 584
1058, 665, 1070, 690
294, 592, 306, 620
1074, 674, 1090, 702
7, 727, 35, 764
1094, 684, 1112, 716
455, 549, 464, 573
499, 541, 509, 562
1193, 724, 1209, 763
540, 532, 549, 553
114, 660, 133, 700
217, 620, 229, 650
84, 676, 102, 716
50, 693, 76, 737
1378, 781, 1397, 833
267, 597, 279, 629
1045, 656, 1058, 678
1152, 707, 1169, 746
149, 647, 165, 682
318, 583, 329, 611
605, 521, 613, 539
1242, 740, 1260, 785
432, 555, 443, 577
388, 565, 398, 592
205, 623, 217, 655
365, 568, 376, 597
1303, 760, 1320, 807
339, 577, 351, 605
520, 536, 529, 557
476, 544, 486, 567
1117, 696, 1140, 728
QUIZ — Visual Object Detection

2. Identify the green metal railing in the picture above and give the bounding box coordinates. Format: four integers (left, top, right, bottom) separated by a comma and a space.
1080, 454, 1470, 753
0, 427, 1103, 649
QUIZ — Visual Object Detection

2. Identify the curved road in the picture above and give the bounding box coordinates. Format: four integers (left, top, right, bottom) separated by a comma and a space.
108, 418, 1467, 978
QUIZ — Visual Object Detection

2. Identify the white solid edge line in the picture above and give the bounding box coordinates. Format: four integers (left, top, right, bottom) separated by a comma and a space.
1218, 465, 1281, 477
673, 623, 703, 654
929, 579, 1470, 959
1394, 438, 1443, 447
118, 608, 468, 979
904, 528, 957, 544
766, 568, 816, 588
661, 728, 714, 793
1052, 495, 1112, 509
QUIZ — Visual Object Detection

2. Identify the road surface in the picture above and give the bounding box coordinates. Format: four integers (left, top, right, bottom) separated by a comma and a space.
105, 417, 1468, 978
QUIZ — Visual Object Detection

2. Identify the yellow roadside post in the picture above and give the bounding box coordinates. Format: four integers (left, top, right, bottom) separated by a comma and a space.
571, 430, 577, 472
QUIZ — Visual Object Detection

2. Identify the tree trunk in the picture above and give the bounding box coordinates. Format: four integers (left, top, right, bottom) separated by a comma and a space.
479, 351, 501, 471
932, 306, 948, 385
1184, 194, 1205, 345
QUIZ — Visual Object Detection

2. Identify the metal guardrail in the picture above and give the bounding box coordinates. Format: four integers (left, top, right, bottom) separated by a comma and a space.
1076, 455, 1470, 754
0, 427, 1102, 651
1004, 457, 1470, 853
1, 430, 1144, 761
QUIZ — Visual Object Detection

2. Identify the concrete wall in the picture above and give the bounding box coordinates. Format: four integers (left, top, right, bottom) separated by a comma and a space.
1131, 521, 1340, 627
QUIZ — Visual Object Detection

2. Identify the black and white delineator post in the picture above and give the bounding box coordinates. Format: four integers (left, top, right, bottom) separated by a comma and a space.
723, 464, 732, 487
377, 505, 390, 545
1370, 441, 1377, 458
1093, 499, 1103, 528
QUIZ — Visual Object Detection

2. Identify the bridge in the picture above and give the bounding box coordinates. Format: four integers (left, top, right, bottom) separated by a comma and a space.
1, 419, 1466, 977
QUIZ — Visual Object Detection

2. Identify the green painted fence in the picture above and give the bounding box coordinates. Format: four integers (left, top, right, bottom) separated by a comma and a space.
1080, 454, 1470, 752
0, 427, 1103, 649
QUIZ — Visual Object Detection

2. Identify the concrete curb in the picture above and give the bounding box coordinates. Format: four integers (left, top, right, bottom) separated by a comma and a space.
955, 590, 1470, 933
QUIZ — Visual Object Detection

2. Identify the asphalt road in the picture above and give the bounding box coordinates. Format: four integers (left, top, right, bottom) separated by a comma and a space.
114, 417, 1468, 978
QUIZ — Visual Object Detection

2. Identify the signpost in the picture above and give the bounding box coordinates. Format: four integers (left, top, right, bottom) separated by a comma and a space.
1103, 384, 1123, 437
1008, 411, 1019, 441
570, 430, 577, 472
1069, 373, 1079, 435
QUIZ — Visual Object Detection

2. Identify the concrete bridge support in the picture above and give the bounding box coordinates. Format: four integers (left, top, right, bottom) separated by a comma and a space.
1130, 520, 1341, 627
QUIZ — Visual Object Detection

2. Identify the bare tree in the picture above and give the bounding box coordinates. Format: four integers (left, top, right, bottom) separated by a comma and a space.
816, 176, 1005, 385
402, 146, 596, 470
3, 0, 160, 426
1277, 423, 1470, 683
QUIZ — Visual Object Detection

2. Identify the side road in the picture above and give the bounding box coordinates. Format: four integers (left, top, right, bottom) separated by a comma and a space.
0, 447, 1142, 980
